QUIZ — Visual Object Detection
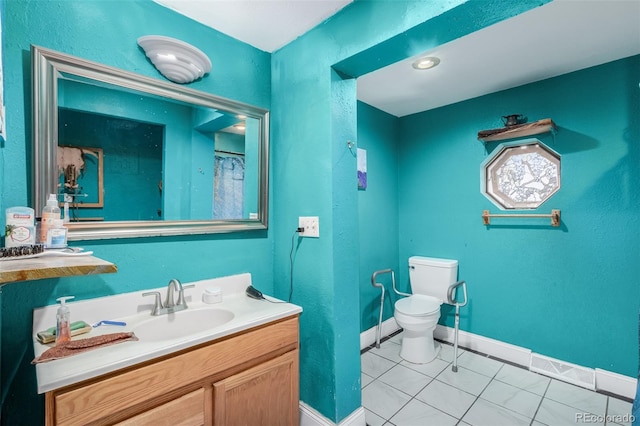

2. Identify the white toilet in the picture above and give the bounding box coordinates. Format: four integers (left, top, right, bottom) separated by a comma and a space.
394, 256, 458, 364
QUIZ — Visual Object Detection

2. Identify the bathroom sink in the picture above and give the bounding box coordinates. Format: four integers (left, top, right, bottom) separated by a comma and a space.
134, 308, 235, 341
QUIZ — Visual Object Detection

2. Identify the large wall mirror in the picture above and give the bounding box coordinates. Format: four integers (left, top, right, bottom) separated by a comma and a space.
32, 45, 269, 240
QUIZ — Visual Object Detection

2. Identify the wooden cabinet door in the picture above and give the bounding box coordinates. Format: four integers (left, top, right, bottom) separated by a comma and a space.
213, 350, 299, 426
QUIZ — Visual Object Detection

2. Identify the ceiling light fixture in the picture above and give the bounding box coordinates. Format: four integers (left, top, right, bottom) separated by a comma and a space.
137, 35, 212, 84
412, 56, 440, 70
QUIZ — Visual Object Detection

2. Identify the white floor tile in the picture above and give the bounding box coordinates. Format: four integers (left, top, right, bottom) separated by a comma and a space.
480, 379, 542, 419
361, 380, 411, 420
494, 363, 550, 395
545, 379, 607, 416
437, 341, 465, 362
436, 366, 493, 396
462, 398, 531, 426
378, 364, 433, 397
363, 408, 386, 426
361, 351, 397, 379
370, 341, 403, 363
415, 378, 477, 419
389, 398, 457, 426
456, 351, 504, 378
607, 397, 633, 426
362, 372, 374, 389
535, 397, 604, 426
400, 357, 450, 378
361, 344, 621, 426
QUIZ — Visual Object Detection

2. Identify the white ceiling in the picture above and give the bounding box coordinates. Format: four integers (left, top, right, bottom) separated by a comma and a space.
155, 0, 640, 117
154, 0, 353, 52
358, 0, 640, 117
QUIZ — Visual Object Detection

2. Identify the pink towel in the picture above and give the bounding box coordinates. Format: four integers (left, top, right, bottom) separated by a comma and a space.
32, 332, 138, 364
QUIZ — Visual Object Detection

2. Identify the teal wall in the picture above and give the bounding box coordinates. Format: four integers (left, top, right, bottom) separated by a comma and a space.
357, 102, 400, 329
59, 79, 197, 219
59, 108, 164, 221
1, 1, 270, 423
243, 118, 259, 218
394, 55, 640, 376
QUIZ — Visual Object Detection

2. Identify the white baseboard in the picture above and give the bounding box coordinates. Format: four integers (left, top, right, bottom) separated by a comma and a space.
299, 402, 366, 426
434, 324, 532, 367
596, 368, 638, 399
362, 322, 637, 400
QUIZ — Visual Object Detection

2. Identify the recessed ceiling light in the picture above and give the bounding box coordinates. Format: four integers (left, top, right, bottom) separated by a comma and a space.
412, 56, 440, 70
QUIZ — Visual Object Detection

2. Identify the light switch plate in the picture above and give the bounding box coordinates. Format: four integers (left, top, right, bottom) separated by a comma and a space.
298, 216, 319, 238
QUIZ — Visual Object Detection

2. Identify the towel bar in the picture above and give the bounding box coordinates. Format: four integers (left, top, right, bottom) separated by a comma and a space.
482, 209, 560, 226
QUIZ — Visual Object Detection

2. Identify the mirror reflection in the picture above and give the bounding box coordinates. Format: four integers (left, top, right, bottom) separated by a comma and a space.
32, 45, 269, 239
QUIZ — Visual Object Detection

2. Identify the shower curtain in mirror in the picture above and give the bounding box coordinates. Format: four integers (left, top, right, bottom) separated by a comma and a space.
213, 155, 245, 219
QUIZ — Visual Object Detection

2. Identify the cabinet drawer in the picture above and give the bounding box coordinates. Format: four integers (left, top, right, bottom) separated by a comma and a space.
116, 388, 205, 426
50, 316, 298, 425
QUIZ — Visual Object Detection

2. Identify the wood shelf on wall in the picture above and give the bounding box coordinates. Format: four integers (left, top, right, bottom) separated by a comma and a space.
0, 255, 117, 284
478, 118, 557, 143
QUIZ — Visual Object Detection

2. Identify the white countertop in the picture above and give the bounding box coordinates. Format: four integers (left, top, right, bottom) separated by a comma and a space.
32, 273, 302, 394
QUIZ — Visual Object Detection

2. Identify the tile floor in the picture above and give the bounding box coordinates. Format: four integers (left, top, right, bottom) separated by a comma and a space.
361, 332, 634, 426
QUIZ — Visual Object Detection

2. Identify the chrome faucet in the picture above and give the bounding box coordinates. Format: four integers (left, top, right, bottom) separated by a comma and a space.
142, 279, 194, 316
164, 278, 183, 308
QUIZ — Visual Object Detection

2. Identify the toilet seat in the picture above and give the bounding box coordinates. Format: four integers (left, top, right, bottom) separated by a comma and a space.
395, 295, 441, 316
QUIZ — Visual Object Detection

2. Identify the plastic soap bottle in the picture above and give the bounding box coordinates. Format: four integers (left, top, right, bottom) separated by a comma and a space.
56, 296, 74, 345
46, 219, 67, 248
40, 194, 61, 243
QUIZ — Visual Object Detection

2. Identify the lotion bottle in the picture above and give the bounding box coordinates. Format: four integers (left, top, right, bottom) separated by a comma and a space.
40, 194, 61, 243
55, 296, 74, 345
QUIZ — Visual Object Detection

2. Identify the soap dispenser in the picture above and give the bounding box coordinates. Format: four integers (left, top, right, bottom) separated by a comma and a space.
56, 296, 74, 345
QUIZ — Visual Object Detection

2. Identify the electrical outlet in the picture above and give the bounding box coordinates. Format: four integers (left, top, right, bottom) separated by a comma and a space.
298, 216, 319, 238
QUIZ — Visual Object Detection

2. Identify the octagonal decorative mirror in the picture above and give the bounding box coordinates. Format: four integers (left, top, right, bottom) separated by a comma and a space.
481, 139, 561, 210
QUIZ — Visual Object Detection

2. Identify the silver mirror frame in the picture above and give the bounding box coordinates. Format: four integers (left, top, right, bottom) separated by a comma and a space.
32, 45, 269, 240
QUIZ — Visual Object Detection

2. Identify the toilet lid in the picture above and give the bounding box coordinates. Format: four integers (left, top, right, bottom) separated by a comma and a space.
395, 295, 442, 316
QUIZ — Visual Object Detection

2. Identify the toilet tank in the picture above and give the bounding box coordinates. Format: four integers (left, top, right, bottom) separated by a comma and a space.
408, 256, 458, 303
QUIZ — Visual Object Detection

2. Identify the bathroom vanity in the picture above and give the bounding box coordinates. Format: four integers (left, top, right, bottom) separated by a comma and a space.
45, 316, 298, 425
32, 274, 301, 425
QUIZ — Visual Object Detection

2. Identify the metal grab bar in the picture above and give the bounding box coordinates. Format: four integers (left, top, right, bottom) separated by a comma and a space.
371, 269, 469, 373
447, 280, 468, 307
371, 269, 394, 349
447, 280, 468, 372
